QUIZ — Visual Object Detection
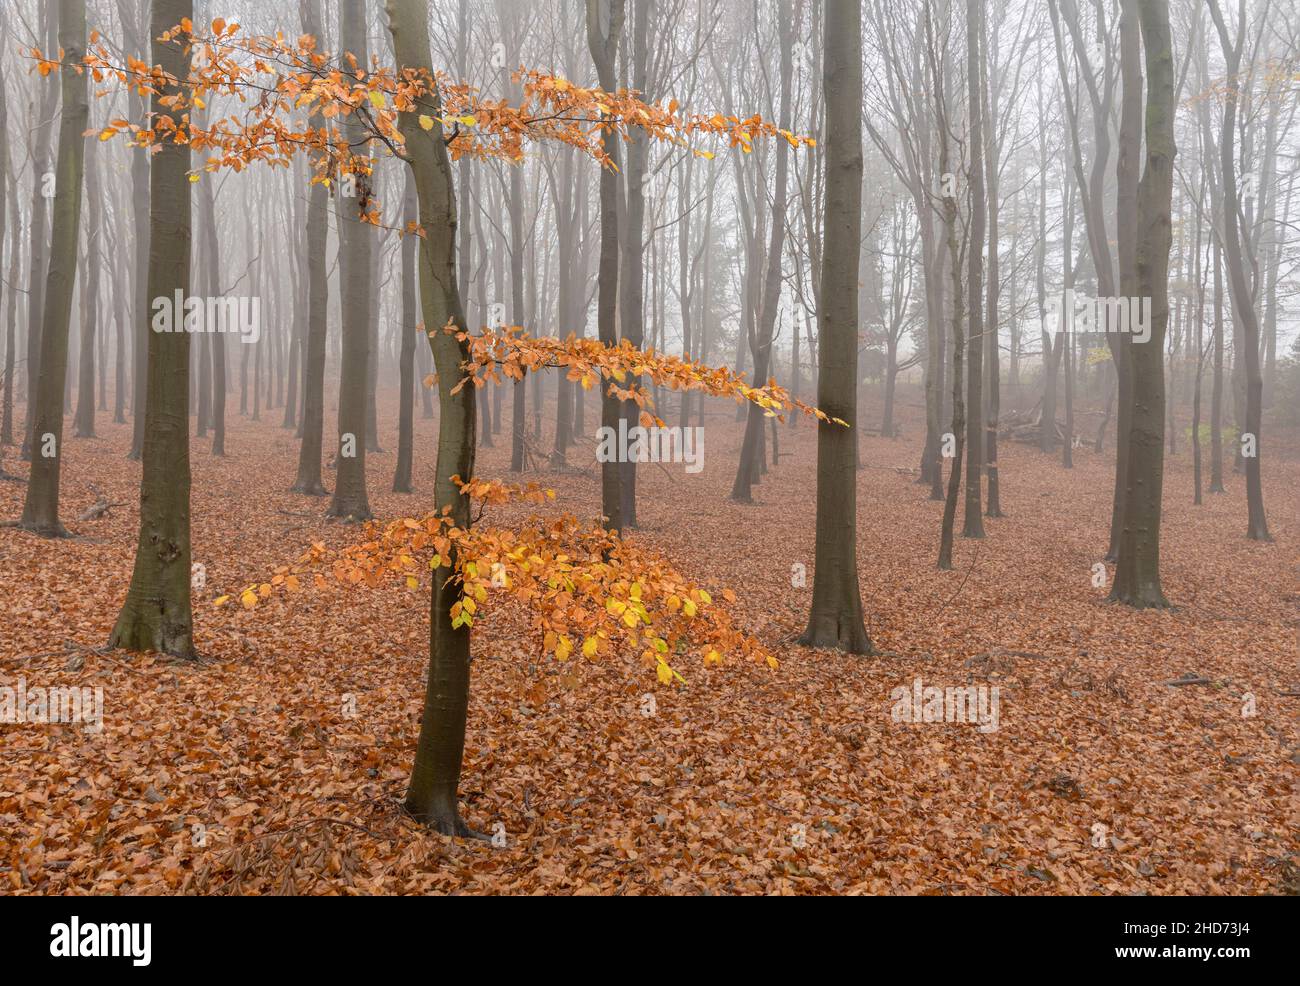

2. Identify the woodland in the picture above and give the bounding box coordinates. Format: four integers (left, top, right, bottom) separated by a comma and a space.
0, 0, 1296, 897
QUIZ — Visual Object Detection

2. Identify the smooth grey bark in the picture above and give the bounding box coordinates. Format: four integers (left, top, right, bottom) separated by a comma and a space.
109, 0, 196, 658
1207, 0, 1270, 541
291, 0, 329, 495
18, 0, 87, 537
386, 0, 479, 837
798, 0, 871, 654
21, 2, 58, 462
1111, 0, 1174, 607
73, 129, 101, 439
587, 0, 625, 533
732, 0, 794, 504
326, 0, 374, 521
393, 168, 417, 493
961, 0, 986, 538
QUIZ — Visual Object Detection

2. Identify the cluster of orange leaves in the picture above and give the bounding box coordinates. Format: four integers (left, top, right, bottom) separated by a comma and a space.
438, 322, 846, 427
219, 477, 774, 686
31, 17, 814, 227
29, 17, 824, 683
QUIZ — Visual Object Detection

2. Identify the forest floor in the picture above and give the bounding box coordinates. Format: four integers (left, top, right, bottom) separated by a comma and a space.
1, 390, 1296, 895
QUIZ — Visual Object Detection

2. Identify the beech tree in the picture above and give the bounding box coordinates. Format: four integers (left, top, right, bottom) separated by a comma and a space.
798, 0, 871, 653
1111, 0, 1175, 607
106, 0, 196, 657
75, 1, 819, 835
326, 0, 374, 522
1206, 0, 1271, 542
16, 0, 87, 537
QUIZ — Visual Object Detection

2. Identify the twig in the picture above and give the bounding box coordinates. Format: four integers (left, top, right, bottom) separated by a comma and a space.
1159, 674, 1213, 687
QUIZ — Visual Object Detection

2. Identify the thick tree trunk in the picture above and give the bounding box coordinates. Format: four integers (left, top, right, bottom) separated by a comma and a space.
109, 0, 196, 657
798, 0, 871, 654
1111, 0, 1173, 607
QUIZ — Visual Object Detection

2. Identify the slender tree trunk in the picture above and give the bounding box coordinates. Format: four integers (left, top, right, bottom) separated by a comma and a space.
386, 0, 479, 837
74, 142, 101, 439
1207, 236, 1224, 492
18, 0, 88, 536
733, 0, 793, 503
291, 0, 330, 494
588, 0, 625, 534
961, 0, 985, 538
326, 0, 374, 522
615, 0, 649, 524
21, 3, 59, 462
393, 169, 418, 493
982, 4, 1002, 517
508, 156, 527, 473
1207, 0, 1270, 540
1, 175, 15, 450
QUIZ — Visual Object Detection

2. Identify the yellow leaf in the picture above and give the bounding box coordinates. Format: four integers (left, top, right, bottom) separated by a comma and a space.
213, 595, 230, 608
459, 114, 476, 126
239, 589, 257, 610
582, 636, 599, 659
418, 114, 434, 131
368, 90, 386, 109
683, 599, 697, 618
656, 662, 673, 685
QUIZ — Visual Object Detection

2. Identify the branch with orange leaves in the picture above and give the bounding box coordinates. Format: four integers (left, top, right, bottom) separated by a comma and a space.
29, 17, 814, 225
219, 478, 776, 686
435, 322, 848, 428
